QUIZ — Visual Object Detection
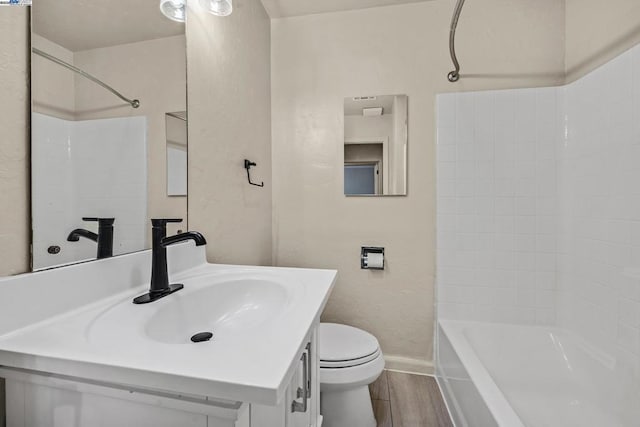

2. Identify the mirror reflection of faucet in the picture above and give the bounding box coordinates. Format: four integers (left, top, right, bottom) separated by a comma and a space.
67, 217, 115, 259
132, 218, 207, 304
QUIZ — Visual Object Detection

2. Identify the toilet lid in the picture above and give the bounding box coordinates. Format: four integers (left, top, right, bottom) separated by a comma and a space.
319, 323, 380, 364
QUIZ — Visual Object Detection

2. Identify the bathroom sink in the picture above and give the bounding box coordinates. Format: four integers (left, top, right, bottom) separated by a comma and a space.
0, 251, 336, 405
145, 278, 289, 344
84, 269, 301, 351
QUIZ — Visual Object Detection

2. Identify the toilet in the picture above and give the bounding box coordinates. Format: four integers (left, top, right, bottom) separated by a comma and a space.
319, 323, 385, 427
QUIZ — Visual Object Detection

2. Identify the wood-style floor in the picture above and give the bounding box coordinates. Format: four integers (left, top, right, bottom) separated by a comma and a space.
369, 370, 454, 427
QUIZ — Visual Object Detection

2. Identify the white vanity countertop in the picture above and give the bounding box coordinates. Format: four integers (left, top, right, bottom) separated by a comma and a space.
0, 247, 336, 406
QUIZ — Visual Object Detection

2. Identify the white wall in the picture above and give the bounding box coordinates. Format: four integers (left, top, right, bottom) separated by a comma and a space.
436, 87, 562, 324
186, 0, 272, 266
565, 0, 640, 82
272, 0, 565, 373
0, 7, 30, 278
31, 114, 147, 270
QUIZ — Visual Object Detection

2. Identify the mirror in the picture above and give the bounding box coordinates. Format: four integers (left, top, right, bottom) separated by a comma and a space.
344, 95, 408, 196
166, 112, 188, 197
31, 0, 187, 270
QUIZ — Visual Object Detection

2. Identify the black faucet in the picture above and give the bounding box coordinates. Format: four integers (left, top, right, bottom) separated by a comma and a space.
67, 217, 115, 259
132, 218, 207, 304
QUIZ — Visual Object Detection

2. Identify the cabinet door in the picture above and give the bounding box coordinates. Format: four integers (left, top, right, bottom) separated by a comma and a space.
250, 327, 319, 427
7, 380, 208, 427
287, 340, 313, 427
308, 331, 320, 427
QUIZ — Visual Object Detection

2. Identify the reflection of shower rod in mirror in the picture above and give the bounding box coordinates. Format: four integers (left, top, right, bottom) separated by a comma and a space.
32, 47, 141, 108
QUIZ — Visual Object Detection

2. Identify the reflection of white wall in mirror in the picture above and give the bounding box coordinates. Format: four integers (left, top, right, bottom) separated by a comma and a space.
392, 95, 407, 194
166, 113, 187, 197
167, 145, 187, 196
31, 34, 76, 120
31, 113, 147, 270
344, 114, 393, 140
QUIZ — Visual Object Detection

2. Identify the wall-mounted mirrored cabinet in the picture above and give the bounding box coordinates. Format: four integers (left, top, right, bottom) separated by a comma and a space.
31, 0, 187, 270
344, 95, 408, 196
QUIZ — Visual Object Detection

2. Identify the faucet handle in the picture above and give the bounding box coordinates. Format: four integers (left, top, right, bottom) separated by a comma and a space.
82, 217, 115, 226
151, 218, 183, 227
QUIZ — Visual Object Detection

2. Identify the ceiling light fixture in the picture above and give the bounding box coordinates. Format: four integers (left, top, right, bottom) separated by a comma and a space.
199, 0, 233, 17
160, 0, 186, 22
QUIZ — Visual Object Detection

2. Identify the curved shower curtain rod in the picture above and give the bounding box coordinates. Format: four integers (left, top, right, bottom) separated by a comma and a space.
32, 47, 140, 109
447, 0, 466, 83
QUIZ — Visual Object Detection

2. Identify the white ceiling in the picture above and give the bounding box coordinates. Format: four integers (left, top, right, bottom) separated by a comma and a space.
33, 0, 184, 52
33, 0, 429, 51
260, 0, 430, 18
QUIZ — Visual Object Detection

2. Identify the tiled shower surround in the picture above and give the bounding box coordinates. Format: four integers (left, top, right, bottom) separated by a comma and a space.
437, 43, 640, 373
437, 86, 562, 324
31, 114, 147, 270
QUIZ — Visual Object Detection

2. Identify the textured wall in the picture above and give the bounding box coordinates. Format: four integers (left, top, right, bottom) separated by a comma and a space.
271, 0, 565, 373
0, 5, 30, 423
186, 0, 272, 265
565, 0, 640, 82
0, 7, 30, 277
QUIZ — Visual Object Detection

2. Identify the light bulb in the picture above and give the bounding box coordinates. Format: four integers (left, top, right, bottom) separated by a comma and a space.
200, 0, 233, 17
160, 0, 186, 22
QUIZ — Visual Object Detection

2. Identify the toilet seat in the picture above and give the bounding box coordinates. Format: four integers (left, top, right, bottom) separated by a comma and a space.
319, 323, 380, 366
320, 347, 381, 368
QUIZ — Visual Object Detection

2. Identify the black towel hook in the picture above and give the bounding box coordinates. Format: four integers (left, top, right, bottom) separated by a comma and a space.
244, 159, 264, 187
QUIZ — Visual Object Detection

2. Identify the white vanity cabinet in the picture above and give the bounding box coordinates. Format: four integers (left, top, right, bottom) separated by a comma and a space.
252, 330, 320, 427
2, 328, 320, 427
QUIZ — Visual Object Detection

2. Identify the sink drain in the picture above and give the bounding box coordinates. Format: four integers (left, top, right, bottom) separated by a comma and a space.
191, 332, 213, 343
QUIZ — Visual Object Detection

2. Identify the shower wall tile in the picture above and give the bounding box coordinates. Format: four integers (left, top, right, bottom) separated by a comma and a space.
437, 42, 640, 378
436, 87, 562, 325
558, 43, 640, 375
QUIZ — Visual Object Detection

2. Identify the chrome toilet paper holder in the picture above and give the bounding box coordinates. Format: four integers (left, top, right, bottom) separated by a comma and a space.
361, 246, 385, 270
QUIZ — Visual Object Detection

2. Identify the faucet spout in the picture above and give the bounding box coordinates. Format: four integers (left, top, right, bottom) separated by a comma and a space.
67, 217, 115, 259
67, 229, 98, 242
161, 231, 207, 248
133, 219, 206, 305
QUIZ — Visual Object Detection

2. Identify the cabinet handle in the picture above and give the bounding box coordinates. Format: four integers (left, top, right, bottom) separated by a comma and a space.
291, 350, 309, 413
306, 342, 312, 398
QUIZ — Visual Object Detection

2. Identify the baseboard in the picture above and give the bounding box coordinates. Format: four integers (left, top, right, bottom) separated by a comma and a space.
383, 354, 434, 375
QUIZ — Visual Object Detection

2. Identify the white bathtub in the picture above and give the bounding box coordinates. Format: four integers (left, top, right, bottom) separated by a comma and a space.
436, 320, 640, 427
